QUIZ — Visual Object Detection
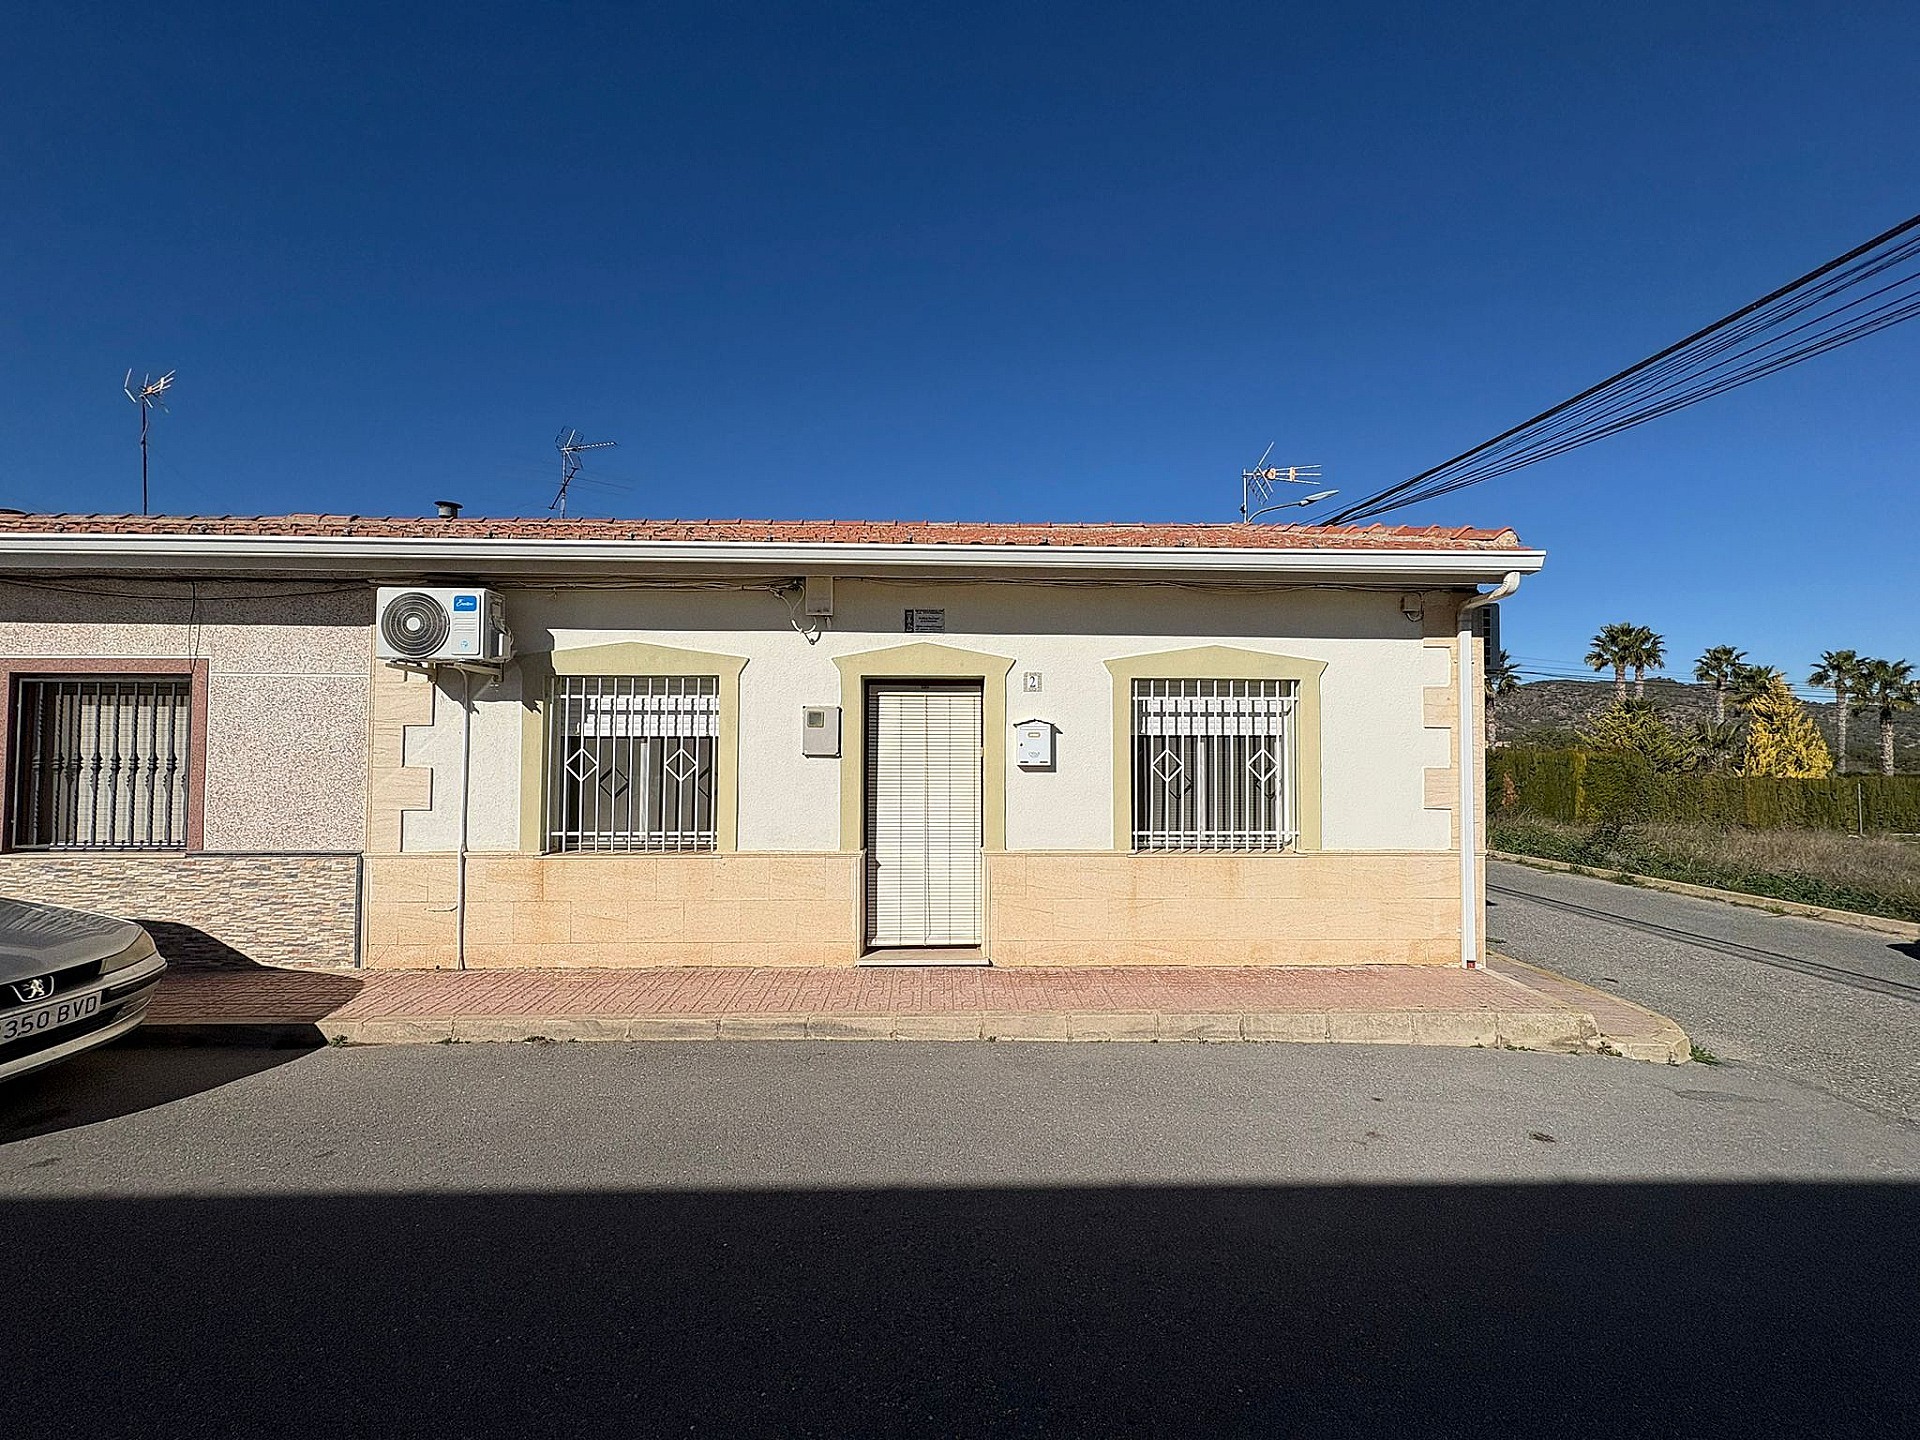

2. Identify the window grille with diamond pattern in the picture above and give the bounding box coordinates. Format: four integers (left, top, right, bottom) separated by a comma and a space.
545, 675, 718, 852
1130, 678, 1296, 851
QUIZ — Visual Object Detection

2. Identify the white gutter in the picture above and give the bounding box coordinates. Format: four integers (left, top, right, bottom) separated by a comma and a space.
1456, 571, 1523, 968
0, 533, 1546, 584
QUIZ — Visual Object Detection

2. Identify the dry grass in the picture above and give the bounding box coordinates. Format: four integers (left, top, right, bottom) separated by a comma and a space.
1491, 815, 1920, 923
1660, 824, 1920, 894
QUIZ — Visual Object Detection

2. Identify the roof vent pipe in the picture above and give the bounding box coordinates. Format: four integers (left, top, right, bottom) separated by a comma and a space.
434, 499, 463, 519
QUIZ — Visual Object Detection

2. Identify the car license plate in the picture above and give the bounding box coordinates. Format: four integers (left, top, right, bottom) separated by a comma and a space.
1, 990, 102, 1042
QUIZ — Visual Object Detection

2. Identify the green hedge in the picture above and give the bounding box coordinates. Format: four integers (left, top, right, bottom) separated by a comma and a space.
1486, 747, 1920, 832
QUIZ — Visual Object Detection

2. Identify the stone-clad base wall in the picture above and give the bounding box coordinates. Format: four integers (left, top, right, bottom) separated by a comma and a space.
985, 852, 1461, 967
364, 853, 862, 969
0, 853, 361, 967
361, 850, 1460, 970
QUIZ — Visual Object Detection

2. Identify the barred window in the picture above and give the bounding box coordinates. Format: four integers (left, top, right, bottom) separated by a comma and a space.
544, 675, 718, 852
1130, 679, 1296, 851
9, 676, 194, 850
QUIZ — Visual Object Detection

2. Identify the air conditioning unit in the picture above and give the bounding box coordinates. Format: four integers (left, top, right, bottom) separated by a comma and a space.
375, 586, 512, 666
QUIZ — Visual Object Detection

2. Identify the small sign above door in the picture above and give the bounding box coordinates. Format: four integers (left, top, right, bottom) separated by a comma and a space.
903, 608, 946, 634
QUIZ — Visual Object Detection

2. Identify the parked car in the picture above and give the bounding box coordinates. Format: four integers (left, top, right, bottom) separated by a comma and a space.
0, 897, 167, 1082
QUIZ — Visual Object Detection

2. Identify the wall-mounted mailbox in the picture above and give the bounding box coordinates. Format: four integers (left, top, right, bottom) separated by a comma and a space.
802, 705, 842, 757
1014, 718, 1054, 769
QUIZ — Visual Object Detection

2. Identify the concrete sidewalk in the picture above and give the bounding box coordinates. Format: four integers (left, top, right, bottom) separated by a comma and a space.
141, 959, 1690, 1060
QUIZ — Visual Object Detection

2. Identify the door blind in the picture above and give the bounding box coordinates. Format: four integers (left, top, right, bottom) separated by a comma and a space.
864, 684, 984, 947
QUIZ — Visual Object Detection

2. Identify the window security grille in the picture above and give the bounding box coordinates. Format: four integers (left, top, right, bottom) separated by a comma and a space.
545, 676, 719, 852
9, 677, 193, 850
1130, 678, 1296, 851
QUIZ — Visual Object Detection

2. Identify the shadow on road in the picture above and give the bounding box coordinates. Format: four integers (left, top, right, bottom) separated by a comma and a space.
0, 1043, 317, 1141
3, 1180, 1914, 1436
1891, 940, 1920, 965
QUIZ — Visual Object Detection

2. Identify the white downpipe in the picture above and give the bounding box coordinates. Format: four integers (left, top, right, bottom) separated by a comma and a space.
454, 668, 473, 971
1456, 572, 1523, 969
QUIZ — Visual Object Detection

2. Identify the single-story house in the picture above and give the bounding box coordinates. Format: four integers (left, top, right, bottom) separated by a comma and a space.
0, 513, 1543, 970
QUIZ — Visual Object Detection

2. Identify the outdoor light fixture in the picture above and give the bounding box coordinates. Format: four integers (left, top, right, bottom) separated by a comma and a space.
1245, 488, 1339, 522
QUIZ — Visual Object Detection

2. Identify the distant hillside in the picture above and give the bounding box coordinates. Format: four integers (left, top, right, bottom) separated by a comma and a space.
1495, 677, 1920, 772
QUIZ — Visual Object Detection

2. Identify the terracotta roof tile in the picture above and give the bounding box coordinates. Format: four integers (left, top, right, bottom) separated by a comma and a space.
0, 513, 1530, 552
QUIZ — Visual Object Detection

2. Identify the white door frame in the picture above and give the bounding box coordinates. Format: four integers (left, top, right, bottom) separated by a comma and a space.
862, 679, 986, 950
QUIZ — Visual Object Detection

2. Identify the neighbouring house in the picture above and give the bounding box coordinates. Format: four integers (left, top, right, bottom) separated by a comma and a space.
0, 513, 1543, 970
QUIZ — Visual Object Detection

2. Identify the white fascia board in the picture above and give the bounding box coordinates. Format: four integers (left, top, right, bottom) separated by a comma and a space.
0, 534, 1547, 585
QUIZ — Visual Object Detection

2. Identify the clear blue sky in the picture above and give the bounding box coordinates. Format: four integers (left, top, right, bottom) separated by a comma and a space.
3, 1, 1916, 685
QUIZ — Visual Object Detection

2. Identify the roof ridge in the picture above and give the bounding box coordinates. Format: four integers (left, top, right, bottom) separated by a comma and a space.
0, 513, 1531, 552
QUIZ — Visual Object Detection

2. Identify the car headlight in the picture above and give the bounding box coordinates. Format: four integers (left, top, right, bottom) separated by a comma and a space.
104, 927, 160, 972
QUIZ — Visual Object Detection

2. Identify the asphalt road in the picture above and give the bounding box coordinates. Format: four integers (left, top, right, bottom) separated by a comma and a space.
1488, 860, 1920, 1121
5, 1038, 1920, 1436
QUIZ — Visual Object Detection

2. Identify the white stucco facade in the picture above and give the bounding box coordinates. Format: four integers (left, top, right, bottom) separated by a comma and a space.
396, 579, 1456, 857
0, 515, 1540, 968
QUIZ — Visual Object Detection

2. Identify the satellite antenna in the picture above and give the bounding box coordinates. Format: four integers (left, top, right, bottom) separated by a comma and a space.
124, 370, 174, 516
552, 428, 619, 517
1240, 441, 1336, 523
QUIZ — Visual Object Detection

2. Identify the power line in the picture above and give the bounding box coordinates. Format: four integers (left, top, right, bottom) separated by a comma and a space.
1323, 211, 1920, 525
1502, 661, 1831, 701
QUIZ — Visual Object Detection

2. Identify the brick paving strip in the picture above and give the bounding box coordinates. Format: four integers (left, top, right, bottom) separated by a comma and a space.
141, 962, 1689, 1061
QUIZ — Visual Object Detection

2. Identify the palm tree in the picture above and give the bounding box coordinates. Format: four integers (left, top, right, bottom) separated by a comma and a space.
1586, 623, 1640, 704
1808, 649, 1864, 774
1729, 664, 1784, 713
1625, 626, 1666, 700
1693, 645, 1747, 725
1484, 648, 1519, 747
1852, 658, 1916, 776
1685, 718, 1744, 775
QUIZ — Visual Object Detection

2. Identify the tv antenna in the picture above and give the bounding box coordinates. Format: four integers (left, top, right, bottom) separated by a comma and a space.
1240, 441, 1336, 523
552, 428, 618, 516
124, 370, 175, 516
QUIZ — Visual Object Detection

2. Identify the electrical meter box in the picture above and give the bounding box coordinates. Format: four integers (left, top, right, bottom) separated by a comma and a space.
1014, 719, 1054, 769
801, 705, 841, 757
